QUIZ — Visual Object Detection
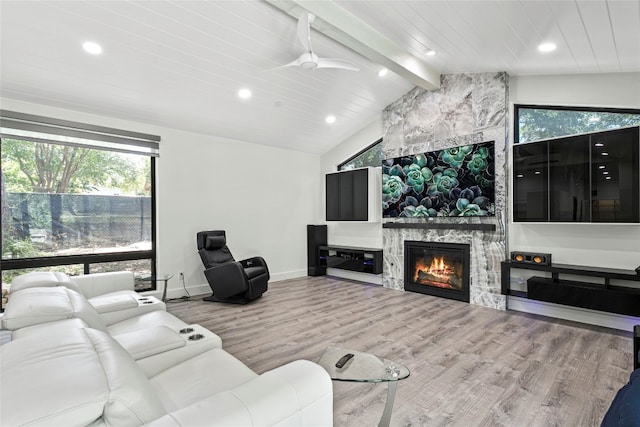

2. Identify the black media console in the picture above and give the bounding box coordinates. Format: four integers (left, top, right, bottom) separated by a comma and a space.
319, 245, 383, 275
501, 260, 640, 316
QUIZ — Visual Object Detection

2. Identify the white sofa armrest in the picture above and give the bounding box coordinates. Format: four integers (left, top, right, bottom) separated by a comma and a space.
146, 360, 333, 427
71, 271, 135, 298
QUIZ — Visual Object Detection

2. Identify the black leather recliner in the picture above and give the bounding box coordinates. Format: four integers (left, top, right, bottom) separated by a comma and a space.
197, 230, 269, 304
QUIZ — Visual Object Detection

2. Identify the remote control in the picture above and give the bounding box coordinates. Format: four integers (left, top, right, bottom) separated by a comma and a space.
335, 353, 354, 369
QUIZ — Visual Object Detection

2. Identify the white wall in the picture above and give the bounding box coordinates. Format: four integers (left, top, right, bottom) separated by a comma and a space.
320, 116, 384, 247
508, 72, 640, 268
1, 98, 321, 298
508, 72, 640, 330
319, 116, 384, 283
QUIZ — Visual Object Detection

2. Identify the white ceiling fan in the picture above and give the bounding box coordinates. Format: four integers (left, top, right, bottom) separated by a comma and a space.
275, 12, 359, 72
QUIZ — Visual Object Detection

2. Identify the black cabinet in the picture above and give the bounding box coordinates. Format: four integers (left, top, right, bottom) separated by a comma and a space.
549, 135, 590, 222
326, 168, 369, 221
513, 142, 548, 221
591, 127, 639, 222
513, 126, 639, 223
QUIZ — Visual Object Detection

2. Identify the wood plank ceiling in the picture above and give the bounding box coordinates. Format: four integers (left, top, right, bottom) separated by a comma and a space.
1, 1, 638, 155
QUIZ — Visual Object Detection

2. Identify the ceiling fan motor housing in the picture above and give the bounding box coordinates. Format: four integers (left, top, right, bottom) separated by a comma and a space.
299, 52, 319, 70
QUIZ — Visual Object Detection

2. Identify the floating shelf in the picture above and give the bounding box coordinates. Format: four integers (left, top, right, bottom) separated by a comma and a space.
501, 260, 640, 316
382, 222, 496, 231
319, 245, 383, 275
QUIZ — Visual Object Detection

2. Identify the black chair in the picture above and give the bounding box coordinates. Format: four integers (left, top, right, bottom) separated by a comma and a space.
197, 230, 269, 304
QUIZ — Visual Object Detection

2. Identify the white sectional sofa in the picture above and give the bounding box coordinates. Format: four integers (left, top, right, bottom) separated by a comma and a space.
0, 271, 333, 426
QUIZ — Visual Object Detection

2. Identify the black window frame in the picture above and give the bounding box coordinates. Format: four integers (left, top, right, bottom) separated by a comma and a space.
514, 104, 640, 143
337, 138, 383, 171
0, 112, 159, 307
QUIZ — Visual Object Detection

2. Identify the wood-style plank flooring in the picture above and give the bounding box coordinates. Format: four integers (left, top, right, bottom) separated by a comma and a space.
167, 276, 632, 427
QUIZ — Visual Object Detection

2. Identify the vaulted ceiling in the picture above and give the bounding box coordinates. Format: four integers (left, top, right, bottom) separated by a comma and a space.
1, 1, 638, 154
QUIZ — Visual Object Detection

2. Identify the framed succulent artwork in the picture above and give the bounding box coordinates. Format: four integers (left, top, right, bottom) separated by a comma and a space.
382, 141, 496, 218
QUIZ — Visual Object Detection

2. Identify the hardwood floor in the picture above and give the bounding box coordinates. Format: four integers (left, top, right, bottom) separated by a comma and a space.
167, 276, 632, 427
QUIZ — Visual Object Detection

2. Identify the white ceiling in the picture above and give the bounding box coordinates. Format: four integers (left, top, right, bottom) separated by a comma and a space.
1, 1, 638, 155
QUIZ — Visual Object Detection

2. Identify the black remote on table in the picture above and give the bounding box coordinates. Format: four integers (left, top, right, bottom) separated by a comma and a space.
335, 353, 354, 368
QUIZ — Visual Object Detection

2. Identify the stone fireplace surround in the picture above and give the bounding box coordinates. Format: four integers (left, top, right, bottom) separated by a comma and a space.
381, 72, 508, 310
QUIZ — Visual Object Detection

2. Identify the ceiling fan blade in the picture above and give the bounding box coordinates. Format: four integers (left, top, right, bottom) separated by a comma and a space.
316, 58, 360, 72
297, 12, 313, 52
266, 57, 302, 71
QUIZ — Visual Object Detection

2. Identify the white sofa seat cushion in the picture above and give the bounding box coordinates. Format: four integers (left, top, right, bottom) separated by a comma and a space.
150, 348, 258, 413
114, 325, 188, 360
2, 287, 107, 331
0, 327, 166, 426
107, 309, 189, 336
116, 324, 223, 378
146, 360, 334, 427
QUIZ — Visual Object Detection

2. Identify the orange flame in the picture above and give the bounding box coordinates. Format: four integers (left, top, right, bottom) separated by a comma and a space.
414, 256, 454, 281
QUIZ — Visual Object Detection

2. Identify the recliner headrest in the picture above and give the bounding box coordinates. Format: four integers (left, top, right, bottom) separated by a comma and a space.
205, 235, 226, 250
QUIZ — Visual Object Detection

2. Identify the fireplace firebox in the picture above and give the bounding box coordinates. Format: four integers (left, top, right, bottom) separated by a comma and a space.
404, 241, 470, 303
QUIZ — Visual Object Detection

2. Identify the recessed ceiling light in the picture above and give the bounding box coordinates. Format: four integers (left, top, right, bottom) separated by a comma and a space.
516, 174, 524, 178
606, 176, 612, 180
594, 142, 604, 147
82, 41, 102, 55
378, 68, 388, 77
325, 115, 336, 124
238, 88, 252, 99
601, 152, 609, 156
538, 42, 556, 53
425, 49, 436, 57
534, 171, 541, 175
603, 171, 609, 175
599, 165, 606, 169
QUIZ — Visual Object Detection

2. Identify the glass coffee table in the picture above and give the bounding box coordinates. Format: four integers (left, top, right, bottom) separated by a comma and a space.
317, 346, 410, 427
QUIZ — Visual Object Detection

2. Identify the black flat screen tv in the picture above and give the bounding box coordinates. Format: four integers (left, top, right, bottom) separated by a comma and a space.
382, 141, 496, 218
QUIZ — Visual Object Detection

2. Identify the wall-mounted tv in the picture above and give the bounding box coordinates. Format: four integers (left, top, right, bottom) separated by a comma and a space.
382, 141, 496, 218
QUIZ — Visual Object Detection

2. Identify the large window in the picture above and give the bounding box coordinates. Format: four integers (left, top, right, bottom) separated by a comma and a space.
338, 138, 383, 170
1, 110, 159, 290
513, 105, 640, 223
515, 105, 640, 143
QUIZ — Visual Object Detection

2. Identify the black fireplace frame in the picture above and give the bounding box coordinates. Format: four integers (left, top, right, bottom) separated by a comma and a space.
404, 241, 471, 303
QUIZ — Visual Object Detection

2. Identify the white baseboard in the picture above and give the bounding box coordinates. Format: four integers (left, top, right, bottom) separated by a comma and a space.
150, 269, 308, 300
508, 296, 640, 332
326, 268, 382, 285
270, 269, 307, 282
142, 284, 210, 300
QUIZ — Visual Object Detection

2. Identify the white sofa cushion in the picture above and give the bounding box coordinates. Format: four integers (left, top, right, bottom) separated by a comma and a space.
10, 271, 82, 293
150, 348, 258, 413
71, 271, 136, 298
91, 291, 166, 326
107, 309, 188, 336
90, 290, 140, 313
146, 360, 334, 427
11, 317, 88, 340
84, 328, 167, 426
0, 327, 166, 426
1, 287, 107, 331
134, 324, 223, 378
114, 325, 188, 360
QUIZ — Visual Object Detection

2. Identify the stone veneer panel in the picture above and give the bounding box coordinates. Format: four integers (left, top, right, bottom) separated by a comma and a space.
381, 72, 508, 310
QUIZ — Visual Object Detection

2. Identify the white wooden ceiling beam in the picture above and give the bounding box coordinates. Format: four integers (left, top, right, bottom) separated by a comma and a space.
265, 0, 441, 90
